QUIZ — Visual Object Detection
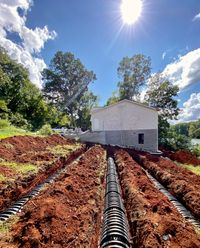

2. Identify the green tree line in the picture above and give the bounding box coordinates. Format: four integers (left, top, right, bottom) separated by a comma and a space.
173, 119, 200, 139
1, 47, 197, 151
0, 48, 98, 131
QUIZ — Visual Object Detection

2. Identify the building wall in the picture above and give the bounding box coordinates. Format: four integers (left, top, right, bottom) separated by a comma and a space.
91, 101, 158, 131
105, 129, 158, 152
84, 101, 159, 152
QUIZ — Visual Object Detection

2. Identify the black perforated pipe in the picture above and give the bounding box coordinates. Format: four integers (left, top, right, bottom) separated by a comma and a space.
100, 157, 130, 248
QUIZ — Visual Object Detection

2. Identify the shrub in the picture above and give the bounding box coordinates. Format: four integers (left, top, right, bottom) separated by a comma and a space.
38, 124, 53, 136
191, 145, 200, 158
0, 119, 10, 129
9, 113, 31, 130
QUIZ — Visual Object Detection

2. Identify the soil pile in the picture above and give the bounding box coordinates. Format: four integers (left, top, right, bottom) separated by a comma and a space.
115, 150, 200, 248
170, 150, 200, 166
0, 135, 84, 212
2, 146, 106, 248
161, 148, 200, 166
139, 154, 200, 219
0, 134, 74, 162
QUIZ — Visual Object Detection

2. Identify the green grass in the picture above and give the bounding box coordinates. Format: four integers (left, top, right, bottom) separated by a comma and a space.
47, 144, 82, 156
176, 161, 200, 175
183, 164, 200, 175
0, 174, 7, 182
0, 125, 35, 139
0, 161, 38, 175
0, 216, 19, 243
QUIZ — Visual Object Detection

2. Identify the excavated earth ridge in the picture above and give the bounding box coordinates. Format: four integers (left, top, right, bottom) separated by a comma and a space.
115, 149, 200, 248
0, 145, 107, 248
1, 138, 200, 248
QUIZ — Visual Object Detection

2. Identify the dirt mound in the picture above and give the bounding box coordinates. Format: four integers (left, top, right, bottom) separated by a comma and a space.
139, 154, 200, 219
0, 134, 84, 212
171, 150, 200, 166
160, 148, 200, 166
2, 146, 106, 248
0, 134, 74, 161
115, 150, 200, 247
0, 147, 84, 212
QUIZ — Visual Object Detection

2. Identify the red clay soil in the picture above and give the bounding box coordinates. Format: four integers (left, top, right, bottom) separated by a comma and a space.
0, 135, 85, 212
161, 148, 200, 166
115, 150, 200, 248
137, 154, 200, 220
0, 147, 85, 213
0, 134, 75, 162
1, 146, 106, 248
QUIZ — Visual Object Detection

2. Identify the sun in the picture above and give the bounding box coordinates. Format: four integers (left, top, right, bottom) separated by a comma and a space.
121, 0, 143, 25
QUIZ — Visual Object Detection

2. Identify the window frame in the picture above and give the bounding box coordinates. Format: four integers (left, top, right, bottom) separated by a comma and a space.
138, 133, 144, 144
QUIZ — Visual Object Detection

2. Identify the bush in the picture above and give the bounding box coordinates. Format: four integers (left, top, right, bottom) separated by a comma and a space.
38, 124, 53, 136
0, 119, 10, 129
162, 129, 191, 151
191, 145, 200, 158
9, 113, 31, 130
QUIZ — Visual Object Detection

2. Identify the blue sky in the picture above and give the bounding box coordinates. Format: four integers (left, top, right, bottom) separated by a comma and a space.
0, 0, 200, 122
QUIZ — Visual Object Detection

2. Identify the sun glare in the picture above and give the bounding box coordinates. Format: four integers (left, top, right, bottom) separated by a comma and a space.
121, 0, 143, 25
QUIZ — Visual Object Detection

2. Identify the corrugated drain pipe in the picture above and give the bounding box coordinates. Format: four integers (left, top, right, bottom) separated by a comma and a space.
100, 157, 130, 248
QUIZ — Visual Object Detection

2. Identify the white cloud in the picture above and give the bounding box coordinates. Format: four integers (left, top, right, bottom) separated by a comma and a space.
162, 48, 200, 90
0, 0, 57, 87
193, 12, 200, 21
21, 25, 56, 53
176, 93, 200, 123
162, 51, 166, 60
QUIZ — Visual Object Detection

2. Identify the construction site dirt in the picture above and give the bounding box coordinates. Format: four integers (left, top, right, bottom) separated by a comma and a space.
0, 135, 85, 212
1, 136, 200, 248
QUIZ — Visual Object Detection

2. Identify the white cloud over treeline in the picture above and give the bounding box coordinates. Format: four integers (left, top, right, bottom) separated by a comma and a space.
161, 49, 200, 123
162, 48, 200, 90
177, 93, 200, 123
0, 0, 57, 87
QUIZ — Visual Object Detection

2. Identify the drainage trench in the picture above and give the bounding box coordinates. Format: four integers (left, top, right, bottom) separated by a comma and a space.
127, 151, 200, 231
145, 170, 200, 230
100, 157, 130, 248
0, 152, 84, 222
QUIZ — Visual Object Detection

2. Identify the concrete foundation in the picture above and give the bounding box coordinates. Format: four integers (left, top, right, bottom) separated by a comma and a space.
80, 129, 158, 152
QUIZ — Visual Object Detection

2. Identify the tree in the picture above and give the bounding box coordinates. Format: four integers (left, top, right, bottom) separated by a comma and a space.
145, 73, 179, 147
117, 54, 151, 100
188, 119, 200, 138
164, 126, 191, 151
173, 122, 189, 137
75, 91, 99, 130
42, 51, 96, 126
0, 48, 65, 130
106, 91, 120, 106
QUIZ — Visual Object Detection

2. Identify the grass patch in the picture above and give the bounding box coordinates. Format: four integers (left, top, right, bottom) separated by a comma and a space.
175, 161, 200, 175
0, 174, 7, 182
0, 125, 35, 139
183, 164, 200, 175
0, 216, 19, 242
47, 144, 82, 156
0, 161, 38, 175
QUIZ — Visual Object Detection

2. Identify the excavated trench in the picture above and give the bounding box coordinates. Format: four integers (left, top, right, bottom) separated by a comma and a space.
1, 145, 200, 248
100, 157, 131, 248
0, 148, 86, 222
114, 149, 200, 247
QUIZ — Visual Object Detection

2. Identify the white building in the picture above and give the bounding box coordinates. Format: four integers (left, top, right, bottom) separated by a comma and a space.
80, 99, 158, 152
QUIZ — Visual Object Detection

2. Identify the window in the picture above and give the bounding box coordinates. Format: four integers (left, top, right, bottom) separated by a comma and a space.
138, 133, 144, 144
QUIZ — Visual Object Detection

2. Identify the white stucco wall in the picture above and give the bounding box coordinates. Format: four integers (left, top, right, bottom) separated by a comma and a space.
91, 100, 158, 131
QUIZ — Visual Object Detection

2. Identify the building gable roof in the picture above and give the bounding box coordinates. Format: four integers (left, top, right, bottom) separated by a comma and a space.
91, 99, 157, 114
